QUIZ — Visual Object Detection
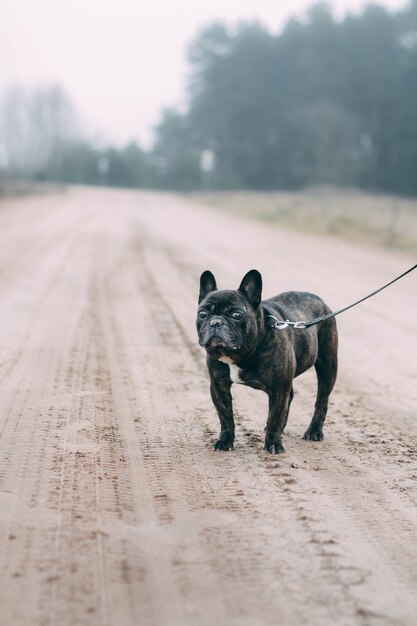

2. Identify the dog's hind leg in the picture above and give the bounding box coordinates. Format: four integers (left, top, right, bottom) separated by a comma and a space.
281, 385, 294, 432
303, 319, 338, 442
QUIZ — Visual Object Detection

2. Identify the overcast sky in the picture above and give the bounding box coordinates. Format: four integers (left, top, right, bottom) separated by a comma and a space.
0, 0, 408, 148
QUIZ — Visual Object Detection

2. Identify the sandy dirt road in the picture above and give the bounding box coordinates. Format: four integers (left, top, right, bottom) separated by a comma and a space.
0, 187, 416, 626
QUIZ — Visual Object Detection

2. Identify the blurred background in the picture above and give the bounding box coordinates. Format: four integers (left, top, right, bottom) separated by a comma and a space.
0, 0, 416, 196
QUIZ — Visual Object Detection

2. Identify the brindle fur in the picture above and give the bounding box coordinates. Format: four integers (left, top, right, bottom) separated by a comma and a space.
196, 270, 338, 453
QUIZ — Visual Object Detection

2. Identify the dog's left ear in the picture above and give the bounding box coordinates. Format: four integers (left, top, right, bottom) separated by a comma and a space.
238, 270, 262, 309
199, 270, 217, 304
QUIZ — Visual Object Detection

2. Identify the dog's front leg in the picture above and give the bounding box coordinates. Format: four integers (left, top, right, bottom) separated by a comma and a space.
264, 385, 292, 453
209, 365, 234, 451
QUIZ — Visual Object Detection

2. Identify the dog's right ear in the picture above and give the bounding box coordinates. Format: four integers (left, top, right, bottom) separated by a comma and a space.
199, 270, 217, 304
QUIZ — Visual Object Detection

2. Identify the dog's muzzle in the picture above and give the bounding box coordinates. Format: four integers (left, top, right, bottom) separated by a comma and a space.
199, 318, 240, 354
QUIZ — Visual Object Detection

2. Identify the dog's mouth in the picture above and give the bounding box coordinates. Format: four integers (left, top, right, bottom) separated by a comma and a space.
201, 336, 239, 359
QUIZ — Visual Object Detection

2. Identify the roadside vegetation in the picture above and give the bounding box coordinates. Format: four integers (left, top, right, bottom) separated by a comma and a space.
191, 188, 417, 254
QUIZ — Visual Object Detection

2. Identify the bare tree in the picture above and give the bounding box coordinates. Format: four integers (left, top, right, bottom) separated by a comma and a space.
0, 83, 80, 176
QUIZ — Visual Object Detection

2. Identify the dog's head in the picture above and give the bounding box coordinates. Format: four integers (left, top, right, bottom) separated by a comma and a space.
196, 270, 263, 361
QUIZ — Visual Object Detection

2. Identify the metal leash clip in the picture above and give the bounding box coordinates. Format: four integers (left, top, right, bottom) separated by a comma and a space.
273, 319, 289, 330
268, 314, 309, 330
293, 321, 308, 329
268, 315, 290, 330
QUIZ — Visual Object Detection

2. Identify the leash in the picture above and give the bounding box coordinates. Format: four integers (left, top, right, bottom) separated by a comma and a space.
267, 263, 417, 330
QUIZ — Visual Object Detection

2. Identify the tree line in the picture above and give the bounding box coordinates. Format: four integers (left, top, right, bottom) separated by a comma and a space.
0, 84, 153, 188
1, 1, 416, 195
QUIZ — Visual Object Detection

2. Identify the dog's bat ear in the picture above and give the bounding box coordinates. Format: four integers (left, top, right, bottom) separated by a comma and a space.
238, 269, 262, 309
199, 270, 217, 304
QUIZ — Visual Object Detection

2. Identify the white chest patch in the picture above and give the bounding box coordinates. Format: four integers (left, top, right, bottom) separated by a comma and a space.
218, 356, 244, 384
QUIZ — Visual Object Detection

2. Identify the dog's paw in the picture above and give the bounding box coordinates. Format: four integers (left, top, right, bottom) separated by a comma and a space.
303, 426, 324, 441
213, 434, 234, 451
264, 438, 285, 454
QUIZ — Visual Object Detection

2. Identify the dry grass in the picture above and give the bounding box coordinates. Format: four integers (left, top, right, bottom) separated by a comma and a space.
189, 186, 417, 255
0, 180, 66, 198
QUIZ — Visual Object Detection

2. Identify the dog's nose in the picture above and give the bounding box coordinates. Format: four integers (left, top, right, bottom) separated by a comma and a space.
210, 317, 224, 328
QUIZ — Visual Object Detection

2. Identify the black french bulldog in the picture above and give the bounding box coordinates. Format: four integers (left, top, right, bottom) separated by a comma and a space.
196, 270, 338, 453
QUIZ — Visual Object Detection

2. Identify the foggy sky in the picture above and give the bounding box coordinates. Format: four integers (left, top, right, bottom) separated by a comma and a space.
0, 0, 407, 147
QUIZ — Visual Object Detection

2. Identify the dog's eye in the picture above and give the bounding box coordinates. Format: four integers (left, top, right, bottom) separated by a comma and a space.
198, 310, 208, 319
231, 311, 243, 320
